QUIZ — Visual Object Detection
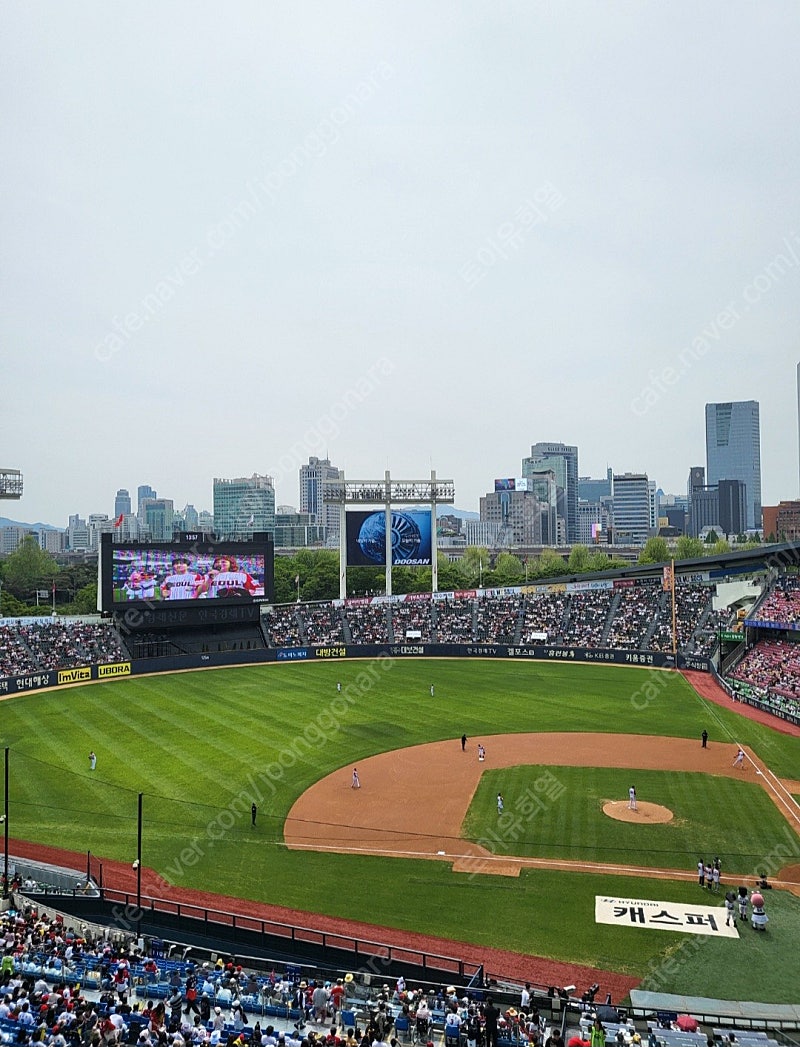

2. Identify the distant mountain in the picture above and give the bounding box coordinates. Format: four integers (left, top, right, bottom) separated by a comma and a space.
0, 517, 60, 531
436, 506, 479, 521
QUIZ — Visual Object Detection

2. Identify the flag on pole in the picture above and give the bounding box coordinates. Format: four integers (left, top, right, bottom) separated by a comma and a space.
113, 513, 124, 528
662, 563, 674, 592
294, 574, 300, 585
52, 581, 56, 595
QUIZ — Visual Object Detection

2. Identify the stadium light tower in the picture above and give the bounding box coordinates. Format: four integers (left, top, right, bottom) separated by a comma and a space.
0, 469, 23, 500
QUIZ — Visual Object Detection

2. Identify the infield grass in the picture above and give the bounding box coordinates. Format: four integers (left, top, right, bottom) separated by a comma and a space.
2, 658, 799, 1002
463, 766, 796, 873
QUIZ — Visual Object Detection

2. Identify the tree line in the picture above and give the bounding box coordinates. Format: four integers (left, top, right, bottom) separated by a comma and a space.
0, 532, 766, 615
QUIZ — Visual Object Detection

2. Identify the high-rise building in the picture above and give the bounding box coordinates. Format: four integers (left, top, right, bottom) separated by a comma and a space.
518, 468, 559, 544
687, 466, 706, 538
88, 513, 112, 550
140, 498, 174, 541
114, 489, 131, 518
66, 514, 91, 552
718, 479, 748, 536
213, 474, 275, 540
522, 442, 579, 542
705, 401, 761, 530
480, 487, 549, 545
578, 469, 613, 503
611, 473, 651, 546
137, 485, 156, 517
299, 457, 343, 540
182, 505, 200, 530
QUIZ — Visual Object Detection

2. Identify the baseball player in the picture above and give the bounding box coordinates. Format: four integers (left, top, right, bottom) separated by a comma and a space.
497, 793, 504, 814
733, 747, 745, 768
628, 785, 637, 811
351, 768, 361, 789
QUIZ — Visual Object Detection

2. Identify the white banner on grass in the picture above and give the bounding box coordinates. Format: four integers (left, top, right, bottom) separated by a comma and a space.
595, 896, 739, 938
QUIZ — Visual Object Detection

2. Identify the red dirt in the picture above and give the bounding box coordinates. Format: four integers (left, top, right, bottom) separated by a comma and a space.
8, 837, 639, 1001
681, 670, 800, 738
285, 732, 799, 868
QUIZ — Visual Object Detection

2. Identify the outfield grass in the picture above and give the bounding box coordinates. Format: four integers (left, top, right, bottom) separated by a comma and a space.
2, 659, 799, 1002
463, 766, 795, 873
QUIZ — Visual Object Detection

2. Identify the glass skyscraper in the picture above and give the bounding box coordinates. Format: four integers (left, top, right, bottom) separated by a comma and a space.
705, 401, 761, 530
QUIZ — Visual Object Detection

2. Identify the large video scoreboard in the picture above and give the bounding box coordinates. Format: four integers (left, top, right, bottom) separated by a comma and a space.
99, 534, 274, 613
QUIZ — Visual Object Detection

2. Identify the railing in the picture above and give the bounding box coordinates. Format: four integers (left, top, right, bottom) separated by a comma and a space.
96, 887, 483, 982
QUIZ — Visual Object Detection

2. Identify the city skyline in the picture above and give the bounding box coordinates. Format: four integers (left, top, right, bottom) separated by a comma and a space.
3, 5, 799, 525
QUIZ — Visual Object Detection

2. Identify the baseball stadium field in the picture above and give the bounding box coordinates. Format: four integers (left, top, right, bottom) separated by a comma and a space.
3, 658, 799, 1003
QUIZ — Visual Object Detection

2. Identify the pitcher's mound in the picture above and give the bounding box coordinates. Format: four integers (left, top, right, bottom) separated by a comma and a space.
603, 800, 674, 823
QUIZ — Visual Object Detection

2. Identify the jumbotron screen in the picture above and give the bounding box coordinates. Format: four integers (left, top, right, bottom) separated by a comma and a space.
100, 540, 273, 610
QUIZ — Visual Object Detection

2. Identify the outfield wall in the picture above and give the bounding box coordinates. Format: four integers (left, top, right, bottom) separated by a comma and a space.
0, 643, 701, 696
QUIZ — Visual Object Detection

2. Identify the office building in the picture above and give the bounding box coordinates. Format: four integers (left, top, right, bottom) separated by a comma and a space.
38, 529, 64, 555
705, 401, 761, 530
480, 487, 549, 546
299, 457, 343, 539
578, 501, 609, 544
274, 510, 326, 547
718, 479, 747, 536
687, 466, 706, 538
114, 489, 131, 518
611, 473, 651, 546
522, 442, 579, 543
66, 514, 91, 552
213, 474, 275, 540
137, 485, 156, 517
763, 500, 800, 542
578, 469, 613, 503
140, 498, 174, 541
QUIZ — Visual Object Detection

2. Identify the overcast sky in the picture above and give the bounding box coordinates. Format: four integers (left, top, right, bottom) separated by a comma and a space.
2, 2, 799, 526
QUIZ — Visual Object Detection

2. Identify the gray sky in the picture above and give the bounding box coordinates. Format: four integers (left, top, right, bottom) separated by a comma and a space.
3, 2, 799, 526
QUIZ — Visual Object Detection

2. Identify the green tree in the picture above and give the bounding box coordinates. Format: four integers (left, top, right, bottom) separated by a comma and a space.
587, 550, 615, 572
0, 537, 59, 600
638, 537, 670, 564
434, 554, 463, 593
675, 536, 705, 560
567, 544, 591, 573
709, 538, 731, 556
296, 549, 339, 601
273, 555, 299, 604
72, 583, 98, 614
532, 549, 567, 579
489, 552, 525, 586
459, 547, 489, 587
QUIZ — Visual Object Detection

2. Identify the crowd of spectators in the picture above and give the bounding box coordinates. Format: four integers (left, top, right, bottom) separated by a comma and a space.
518, 595, 565, 646
475, 597, 521, 644
749, 576, 800, 625
262, 609, 301, 648
300, 607, 345, 647
1, 582, 731, 680
0, 905, 557, 1047
0, 622, 125, 678
727, 639, 800, 719
562, 591, 615, 648
605, 586, 659, 650
388, 603, 432, 643
0, 626, 31, 677
432, 598, 474, 643
344, 606, 388, 645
